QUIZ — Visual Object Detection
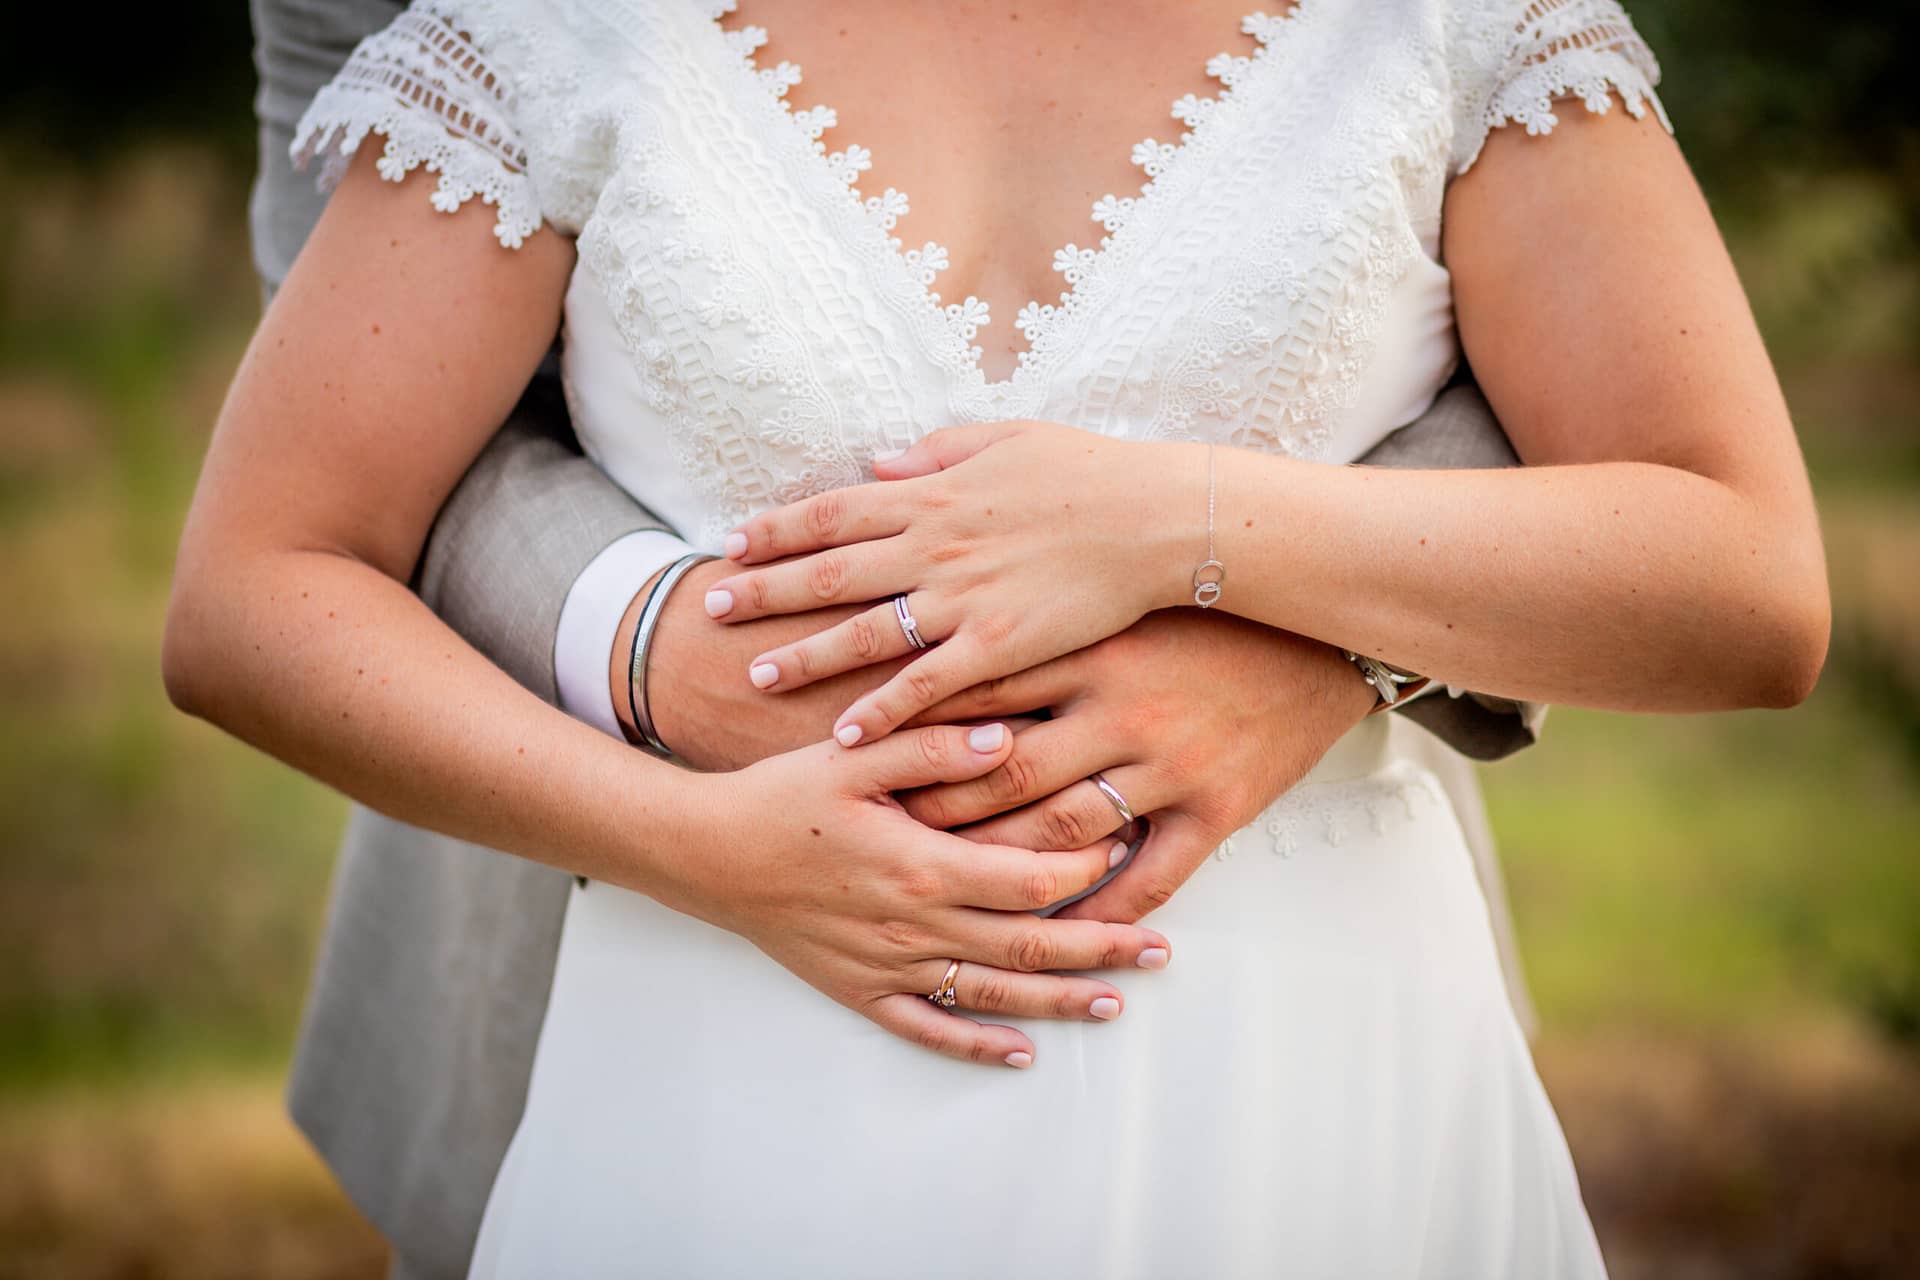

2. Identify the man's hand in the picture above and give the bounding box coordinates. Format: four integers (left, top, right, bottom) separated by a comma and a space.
899, 611, 1379, 923
612, 557, 911, 771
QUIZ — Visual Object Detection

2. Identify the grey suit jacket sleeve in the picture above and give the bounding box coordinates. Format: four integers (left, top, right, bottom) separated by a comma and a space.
414, 377, 668, 704
1351, 382, 1549, 761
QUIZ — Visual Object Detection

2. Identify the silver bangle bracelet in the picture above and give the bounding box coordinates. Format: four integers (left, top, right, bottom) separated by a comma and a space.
628, 552, 717, 760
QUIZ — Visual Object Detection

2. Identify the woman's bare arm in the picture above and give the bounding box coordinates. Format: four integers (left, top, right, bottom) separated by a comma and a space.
163, 147, 1173, 1068
699, 104, 1829, 738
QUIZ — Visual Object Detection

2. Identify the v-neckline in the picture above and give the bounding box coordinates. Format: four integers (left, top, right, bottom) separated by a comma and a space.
703, 1, 1318, 404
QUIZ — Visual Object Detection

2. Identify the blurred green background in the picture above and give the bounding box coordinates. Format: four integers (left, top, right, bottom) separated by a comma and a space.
1, 3, 1917, 1277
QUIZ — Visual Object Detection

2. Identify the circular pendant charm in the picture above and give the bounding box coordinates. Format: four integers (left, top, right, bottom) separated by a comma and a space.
1192, 558, 1226, 608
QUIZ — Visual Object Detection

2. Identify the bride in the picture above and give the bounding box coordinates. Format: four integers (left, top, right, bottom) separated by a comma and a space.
164, 0, 1828, 1274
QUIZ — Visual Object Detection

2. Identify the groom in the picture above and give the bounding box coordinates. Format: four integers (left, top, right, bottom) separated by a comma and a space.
252, 1, 1543, 1276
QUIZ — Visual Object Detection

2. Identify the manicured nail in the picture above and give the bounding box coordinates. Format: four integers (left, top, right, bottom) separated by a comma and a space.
1004, 1050, 1033, 1069
704, 589, 734, 618
723, 532, 748, 559
1107, 841, 1129, 869
835, 724, 863, 747
874, 447, 908, 462
749, 662, 780, 689
1136, 947, 1169, 970
967, 723, 1006, 752
1089, 996, 1121, 1021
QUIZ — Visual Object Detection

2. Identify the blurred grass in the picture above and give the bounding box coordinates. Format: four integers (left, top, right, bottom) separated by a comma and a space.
0, 130, 1916, 1276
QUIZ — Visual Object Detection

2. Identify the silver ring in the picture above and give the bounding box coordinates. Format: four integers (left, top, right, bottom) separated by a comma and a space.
927, 959, 961, 1008
1088, 772, 1136, 825
893, 593, 928, 650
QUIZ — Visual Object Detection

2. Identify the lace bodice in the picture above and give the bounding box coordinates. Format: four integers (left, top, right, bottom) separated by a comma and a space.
294, 0, 1668, 547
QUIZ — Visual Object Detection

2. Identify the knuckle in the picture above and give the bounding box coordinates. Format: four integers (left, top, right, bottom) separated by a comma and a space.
905, 665, 944, 706
876, 918, 926, 957
805, 491, 845, 540
788, 643, 818, 679
1142, 876, 1179, 909
987, 751, 1040, 805
928, 536, 970, 564
974, 612, 1018, 647
907, 789, 954, 829
913, 1020, 953, 1055
914, 729, 953, 773
746, 574, 773, 613
1052, 985, 1084, 1019
1039, 801, 1099, 851
1009, 928, 1057, 973
969, 970, 1013, 1011
805, 553, 848, 602
894, 863, 944, 904
847, 615, 885, 660
1020, 867, 1061, 910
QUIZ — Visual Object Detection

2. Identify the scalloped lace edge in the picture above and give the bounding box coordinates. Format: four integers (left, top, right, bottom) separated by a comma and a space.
289, 10, 544, 249
1456, 8, 1673, 177
712, 0, 1313, 392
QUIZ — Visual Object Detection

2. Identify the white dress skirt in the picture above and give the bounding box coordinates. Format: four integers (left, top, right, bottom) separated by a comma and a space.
469, 714, 1605, 1278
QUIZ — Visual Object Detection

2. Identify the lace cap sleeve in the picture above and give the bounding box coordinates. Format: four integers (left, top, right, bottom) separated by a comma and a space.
1449, 0, 1673, 178
291, 2, 542, 248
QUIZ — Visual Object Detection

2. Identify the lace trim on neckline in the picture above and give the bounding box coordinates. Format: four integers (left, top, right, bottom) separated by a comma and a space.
706, 0, 1319, 399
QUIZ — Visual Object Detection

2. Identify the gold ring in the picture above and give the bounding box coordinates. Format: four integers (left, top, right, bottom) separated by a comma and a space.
927, 959, 961, 1008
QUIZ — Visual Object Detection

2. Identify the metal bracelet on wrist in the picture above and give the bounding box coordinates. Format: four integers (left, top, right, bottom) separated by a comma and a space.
627, 552, 717, 761
1340, 649, 1425, 709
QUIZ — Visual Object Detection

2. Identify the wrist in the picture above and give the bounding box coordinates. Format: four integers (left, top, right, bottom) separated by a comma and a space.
1138, 440, 1216, 613
606, 761, 734, 913
608, 564, 672, 745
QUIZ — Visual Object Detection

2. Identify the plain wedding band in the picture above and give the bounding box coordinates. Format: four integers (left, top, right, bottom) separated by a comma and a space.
1089, 772, 1136, 825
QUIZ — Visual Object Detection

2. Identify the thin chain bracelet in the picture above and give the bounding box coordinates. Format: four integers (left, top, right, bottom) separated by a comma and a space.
1192, 441, 1226, 607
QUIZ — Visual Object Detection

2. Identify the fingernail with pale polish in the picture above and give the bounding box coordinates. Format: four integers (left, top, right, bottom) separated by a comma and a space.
1136, 947, 1169, 970
835, 724, 863, 747
1004, 1051, 1033, 1069
722, 532, 748, 559
704, 589, 734, 618
1089, 997, 1121, 1021
967, 723, 1006, 752
1107, 841, 1129, 869
749, 663, 779, 689
873, 448, 908, 463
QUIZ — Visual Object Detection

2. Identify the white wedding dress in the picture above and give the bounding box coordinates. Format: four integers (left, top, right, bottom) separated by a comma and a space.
295, 0, 1669, 1273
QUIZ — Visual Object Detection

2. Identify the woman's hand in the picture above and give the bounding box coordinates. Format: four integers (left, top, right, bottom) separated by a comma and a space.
674, 721, 1174, 1069
704, 420, 1198, 746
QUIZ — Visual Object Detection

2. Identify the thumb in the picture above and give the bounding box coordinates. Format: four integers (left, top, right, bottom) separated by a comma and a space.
1051, 812, 1218, 924
871, 421, 1026, 480
847, 721, 1015, 793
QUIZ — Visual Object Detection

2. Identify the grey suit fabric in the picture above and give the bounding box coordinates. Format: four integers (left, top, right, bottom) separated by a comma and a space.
253, 3, 1539, 1276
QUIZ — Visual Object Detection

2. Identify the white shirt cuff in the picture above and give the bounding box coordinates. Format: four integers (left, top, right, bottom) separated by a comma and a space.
554, 530, 698, 739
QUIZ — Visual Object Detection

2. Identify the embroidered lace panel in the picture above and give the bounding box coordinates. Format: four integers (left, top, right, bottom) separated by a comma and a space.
289, 0, 1670, 544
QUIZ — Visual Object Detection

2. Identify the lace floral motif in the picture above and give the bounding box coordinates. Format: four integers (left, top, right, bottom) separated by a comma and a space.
716, 1, 1327, 417
290, 4, 543, 248
1451, 0, 1669, 174
289, 0, 1670, 541
1211, 761, 1446, 861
